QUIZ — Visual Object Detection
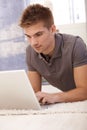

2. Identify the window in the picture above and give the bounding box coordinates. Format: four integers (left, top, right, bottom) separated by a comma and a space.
45, 0, 86, 25
71, 0, 86, 23
29, 0, 86, 25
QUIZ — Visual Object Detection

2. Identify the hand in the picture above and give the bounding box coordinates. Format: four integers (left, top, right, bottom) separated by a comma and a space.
36, 91, 60, 105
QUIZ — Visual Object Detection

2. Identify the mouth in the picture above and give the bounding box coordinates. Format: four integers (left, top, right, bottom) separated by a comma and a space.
34, 45, 42, 50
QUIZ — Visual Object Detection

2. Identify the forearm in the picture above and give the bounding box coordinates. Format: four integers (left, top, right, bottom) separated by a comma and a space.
27, 71, 42, 92
56, 88, 87, 103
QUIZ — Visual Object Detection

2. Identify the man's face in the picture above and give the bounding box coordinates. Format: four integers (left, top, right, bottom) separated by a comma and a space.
24, 22, 56, 55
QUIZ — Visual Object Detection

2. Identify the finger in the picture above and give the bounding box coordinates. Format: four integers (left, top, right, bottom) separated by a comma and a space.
42, 97, 48, 105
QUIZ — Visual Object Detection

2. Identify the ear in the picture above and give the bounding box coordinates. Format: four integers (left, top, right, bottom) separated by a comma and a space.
51, 24, 57, 33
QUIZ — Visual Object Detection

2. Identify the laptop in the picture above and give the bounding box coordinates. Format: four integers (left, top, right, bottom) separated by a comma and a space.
0, 70, 41, 110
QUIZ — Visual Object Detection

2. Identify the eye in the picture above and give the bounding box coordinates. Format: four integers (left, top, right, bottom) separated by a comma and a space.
25, 34, 31, 39
35, 32, 43, 37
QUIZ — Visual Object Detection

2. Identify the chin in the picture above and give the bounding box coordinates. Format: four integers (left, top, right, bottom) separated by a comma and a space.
34, 48, 45, 54
35, 49, 42, 53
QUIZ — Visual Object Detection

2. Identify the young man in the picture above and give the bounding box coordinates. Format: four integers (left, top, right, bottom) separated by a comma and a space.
19, 4, 87, 105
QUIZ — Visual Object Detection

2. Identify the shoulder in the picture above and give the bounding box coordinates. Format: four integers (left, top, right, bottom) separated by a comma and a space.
26, 45, 38, 60
61, 33, 79, 45
61, 33, 86, 46
26, 44, 32, 53
57, 33, 86, 49
61, 33, 87, 54
26, 45, 35, 55
55, 33, 80, 47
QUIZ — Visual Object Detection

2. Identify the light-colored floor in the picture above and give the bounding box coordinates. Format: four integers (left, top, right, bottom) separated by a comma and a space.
0, 113, 87, 130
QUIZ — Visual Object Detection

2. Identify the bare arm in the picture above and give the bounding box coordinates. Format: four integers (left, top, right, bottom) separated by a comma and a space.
27, 71, 42, 92
63, 64, 87, 102
36, 65, 87, 104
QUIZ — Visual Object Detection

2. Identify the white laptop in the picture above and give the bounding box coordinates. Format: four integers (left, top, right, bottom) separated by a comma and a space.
0, 70, 41, 110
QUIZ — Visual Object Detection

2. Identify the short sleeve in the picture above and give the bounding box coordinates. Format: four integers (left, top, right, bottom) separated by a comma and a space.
72, 37, 87, 67
26, 46, 36, 71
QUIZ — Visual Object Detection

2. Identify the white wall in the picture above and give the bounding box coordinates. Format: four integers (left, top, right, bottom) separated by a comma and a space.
57, 23, 87, 44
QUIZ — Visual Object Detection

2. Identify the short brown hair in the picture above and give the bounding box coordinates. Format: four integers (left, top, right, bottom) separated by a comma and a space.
19, 4, 54, 29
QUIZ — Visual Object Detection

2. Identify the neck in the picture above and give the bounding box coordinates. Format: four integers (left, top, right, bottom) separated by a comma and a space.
48, 46, 55, 57
44, 37, 55, 57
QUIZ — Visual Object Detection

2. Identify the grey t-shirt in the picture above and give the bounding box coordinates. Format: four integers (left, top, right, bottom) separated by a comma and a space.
26, 33, 87, 91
